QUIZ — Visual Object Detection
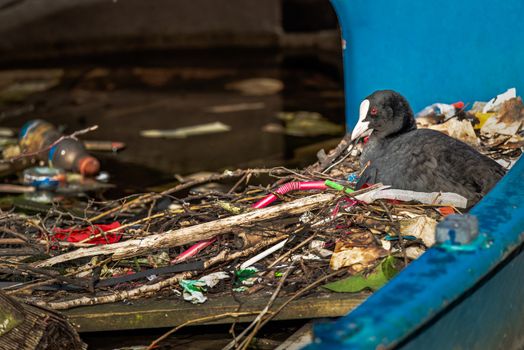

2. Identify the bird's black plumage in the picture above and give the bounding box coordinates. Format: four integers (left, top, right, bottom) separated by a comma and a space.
354, 90, 505, 207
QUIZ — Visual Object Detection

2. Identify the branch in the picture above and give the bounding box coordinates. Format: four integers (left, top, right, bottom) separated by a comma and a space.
39, 235, 288, 310
35, 192, 337, 267
2, 125, 98, 164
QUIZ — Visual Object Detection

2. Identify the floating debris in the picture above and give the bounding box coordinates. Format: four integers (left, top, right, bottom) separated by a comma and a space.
0, 69, 63, 104
263, 111, 344, 137
206, 102, 266, 113
140, 121, 231, 138
226, 78, 283, 96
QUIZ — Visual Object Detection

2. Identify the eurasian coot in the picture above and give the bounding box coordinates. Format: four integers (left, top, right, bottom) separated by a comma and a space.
351, 90, 505, 207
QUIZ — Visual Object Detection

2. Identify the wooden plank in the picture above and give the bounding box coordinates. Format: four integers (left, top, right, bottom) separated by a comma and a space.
64, 292, 368, 333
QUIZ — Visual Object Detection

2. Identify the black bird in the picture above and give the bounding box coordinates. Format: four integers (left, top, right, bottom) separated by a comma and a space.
351, 90, 505, 208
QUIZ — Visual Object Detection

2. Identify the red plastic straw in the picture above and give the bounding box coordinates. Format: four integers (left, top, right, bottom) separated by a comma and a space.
170, 181, 327, 264
171, 237, 217, 264
252, 181, 327, 209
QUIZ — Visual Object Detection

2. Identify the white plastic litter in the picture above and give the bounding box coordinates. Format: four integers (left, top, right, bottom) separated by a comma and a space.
496, 158, 518, 170
200, 271, 230, 288
426, 118, 479, 145
180, 280, 207, 304
146, 274, 157, 282
309, 240, 333, 257
400, 216, 438, 247
480, 95, 524, 136
416, 103, 457, 120
405, 246, 426, 260
380, 239, 392, 251
355, 188, 467, 208
482, 88, 517, 113
239, 239, 288, 269
180, 271, 229, 304
140, 122, 231, 138
291, 253, 322, 262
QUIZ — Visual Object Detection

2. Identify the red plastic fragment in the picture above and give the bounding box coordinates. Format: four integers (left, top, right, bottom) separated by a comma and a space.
171, 237, 217, 264
438, 206, 455, 216
451, 101, 465, 110
52, 222, 122, 244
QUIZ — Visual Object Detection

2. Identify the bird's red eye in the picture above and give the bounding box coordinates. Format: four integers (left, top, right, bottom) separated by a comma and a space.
370, 107, 378, 116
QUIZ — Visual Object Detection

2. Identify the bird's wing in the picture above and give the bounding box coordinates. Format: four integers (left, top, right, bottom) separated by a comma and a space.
355, 166, 378, 189
399, 130, 505, 201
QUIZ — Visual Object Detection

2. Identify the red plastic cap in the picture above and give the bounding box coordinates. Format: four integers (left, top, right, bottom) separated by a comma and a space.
78, 156, 100, 176
452, 101, 465, 109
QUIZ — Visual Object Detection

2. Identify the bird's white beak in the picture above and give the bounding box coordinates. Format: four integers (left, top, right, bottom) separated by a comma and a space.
351, 99, 373, 141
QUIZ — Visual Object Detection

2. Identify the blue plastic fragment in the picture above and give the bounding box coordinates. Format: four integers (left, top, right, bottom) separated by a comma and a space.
384, 235, 417, 242
347, 172, 360, 183
22, 167, 65, 190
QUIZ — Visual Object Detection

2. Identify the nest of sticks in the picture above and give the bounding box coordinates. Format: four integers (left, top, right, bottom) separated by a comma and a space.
0, 99, 522, 348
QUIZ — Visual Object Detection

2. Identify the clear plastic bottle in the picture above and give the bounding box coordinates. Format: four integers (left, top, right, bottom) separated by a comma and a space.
49, 138, 100, 176
435, 214, 479, 246
19, 120, 61, 160
19, 120, 100, 176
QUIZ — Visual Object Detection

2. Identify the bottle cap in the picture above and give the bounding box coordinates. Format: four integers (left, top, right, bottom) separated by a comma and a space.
78, 156, 100, 176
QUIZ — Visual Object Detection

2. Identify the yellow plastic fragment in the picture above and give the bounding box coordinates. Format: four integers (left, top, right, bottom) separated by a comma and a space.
474, 112, 495, 129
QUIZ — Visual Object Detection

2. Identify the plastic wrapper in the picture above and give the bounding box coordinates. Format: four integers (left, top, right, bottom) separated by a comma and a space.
400, 216, 438, 247
481, 97, 524, 136
354, 187, 468, 208
180, 271, 229, 304
426, 118, 478, 145
329, 242, 386, 271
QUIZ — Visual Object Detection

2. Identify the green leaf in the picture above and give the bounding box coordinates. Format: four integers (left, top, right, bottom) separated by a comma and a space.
323, 256, 400, 293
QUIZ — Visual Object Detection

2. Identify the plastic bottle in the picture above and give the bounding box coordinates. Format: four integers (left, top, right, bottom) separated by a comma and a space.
19, 120, 100, 176
435, 214, 479, 246
48, 138, 100, 176
19, 120, 61, 159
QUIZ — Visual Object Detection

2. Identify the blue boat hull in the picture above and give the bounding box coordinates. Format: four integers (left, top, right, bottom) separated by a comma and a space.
306, 1, 524, 348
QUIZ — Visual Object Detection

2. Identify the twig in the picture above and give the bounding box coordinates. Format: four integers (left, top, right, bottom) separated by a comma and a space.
228, 173, 248, 195
267, 233, 316, 269
242, 269, 347, 344
87, 168, 293, 223
2, 125, 98, 163
379, 200, 407, 266
307, 133, 352, 173
39, 235, 288, 310
35, 193, 337, 267
146, 312, 263, 350
5, 278, 58, 295
234, 265, 295, 350
323, 143, 355, 174
0, 262, 90, 290
1, 227, 29, 242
